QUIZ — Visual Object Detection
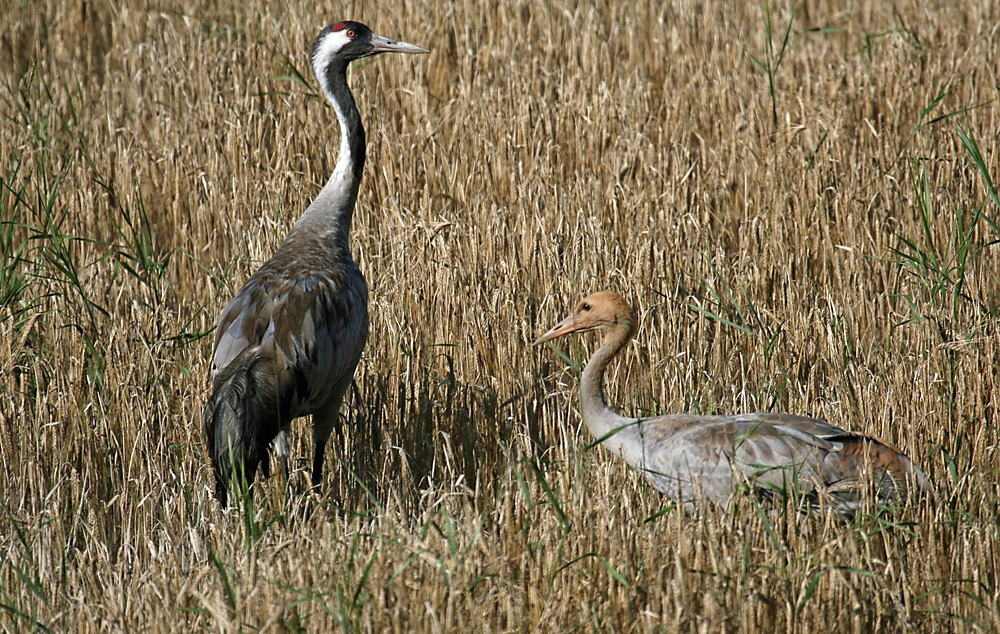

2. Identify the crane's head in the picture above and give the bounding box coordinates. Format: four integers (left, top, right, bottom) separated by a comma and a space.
311, 21, 427, 76
534, 292, 636, 345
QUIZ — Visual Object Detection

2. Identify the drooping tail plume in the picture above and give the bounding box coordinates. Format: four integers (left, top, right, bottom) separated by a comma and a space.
202, 351, 284, 506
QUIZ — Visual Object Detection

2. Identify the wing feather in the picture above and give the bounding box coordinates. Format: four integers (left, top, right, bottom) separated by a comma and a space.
634, 412, 925, 511
210, 264, 368, 419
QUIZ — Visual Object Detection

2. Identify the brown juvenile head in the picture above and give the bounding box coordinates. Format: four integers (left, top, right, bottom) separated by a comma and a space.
534, 291, 636, 345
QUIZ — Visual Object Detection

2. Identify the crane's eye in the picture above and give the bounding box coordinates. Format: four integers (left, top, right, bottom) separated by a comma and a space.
346, 29, 356, 38
581, 303, 591, 311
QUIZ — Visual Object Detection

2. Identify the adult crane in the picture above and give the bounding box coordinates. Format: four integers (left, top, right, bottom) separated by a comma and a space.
535, 292, 931, 517
203, 21, 427, 506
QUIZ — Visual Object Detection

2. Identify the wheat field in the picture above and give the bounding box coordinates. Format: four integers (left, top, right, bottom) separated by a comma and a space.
2, 0, 999, 631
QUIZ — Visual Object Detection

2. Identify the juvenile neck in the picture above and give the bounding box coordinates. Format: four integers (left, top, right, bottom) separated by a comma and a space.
295, 59, 367, 250
579, 326, 636, 447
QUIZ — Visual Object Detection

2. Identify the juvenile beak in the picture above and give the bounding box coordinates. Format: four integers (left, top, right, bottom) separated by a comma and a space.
369, 33, 429, 55
534, 313, 580, 346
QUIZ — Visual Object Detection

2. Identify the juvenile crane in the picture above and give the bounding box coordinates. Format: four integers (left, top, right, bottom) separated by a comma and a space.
536, 292, 931, 517
203, 21, 427, 506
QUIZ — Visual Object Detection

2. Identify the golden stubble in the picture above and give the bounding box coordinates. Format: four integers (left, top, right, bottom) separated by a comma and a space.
2, 0, 999, 631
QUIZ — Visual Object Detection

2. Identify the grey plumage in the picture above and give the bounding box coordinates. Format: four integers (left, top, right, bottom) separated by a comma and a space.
203, 21, 426, 506
536, 292, 931, 517
204, 349, 287, 501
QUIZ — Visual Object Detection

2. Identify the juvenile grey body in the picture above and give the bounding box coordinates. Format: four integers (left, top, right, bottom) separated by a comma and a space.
203, 21, 427, 506
537, 292, 931, 517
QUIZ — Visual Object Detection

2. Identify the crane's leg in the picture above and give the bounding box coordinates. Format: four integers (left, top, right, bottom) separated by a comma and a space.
311, 409, 340, 489
274, 428, 291, 492
312, 438, 328, 489
312, 386, 349, 491
259, 449, 271, 479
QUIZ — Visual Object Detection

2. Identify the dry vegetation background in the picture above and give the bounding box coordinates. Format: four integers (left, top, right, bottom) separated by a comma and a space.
2, 0, 1000, 631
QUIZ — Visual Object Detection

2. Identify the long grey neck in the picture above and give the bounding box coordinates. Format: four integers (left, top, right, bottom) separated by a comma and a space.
294, 59, 366, 251
579, 327, 637, 452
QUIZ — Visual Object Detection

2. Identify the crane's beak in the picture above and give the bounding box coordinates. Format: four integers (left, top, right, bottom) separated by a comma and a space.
534, 313, 587, 346
368, 33, 429, 56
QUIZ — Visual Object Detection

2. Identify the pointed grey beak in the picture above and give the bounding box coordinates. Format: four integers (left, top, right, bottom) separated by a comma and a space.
369, 33, 429, 55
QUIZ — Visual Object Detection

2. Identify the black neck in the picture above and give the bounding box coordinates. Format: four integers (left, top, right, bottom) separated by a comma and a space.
324, 60, 367, 184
